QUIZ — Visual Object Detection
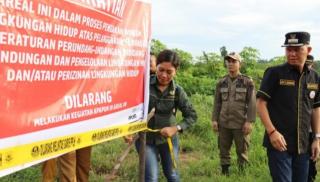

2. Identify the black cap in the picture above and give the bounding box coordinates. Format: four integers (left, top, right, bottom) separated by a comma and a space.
282, 31, 310, 47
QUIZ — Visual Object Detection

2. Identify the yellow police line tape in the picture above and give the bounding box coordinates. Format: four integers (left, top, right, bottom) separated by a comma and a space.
145, 128, 177, 169
0, 121, 148, 171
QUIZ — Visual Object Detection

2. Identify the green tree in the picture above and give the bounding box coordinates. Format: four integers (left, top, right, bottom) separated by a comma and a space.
150, 39, 167, 55
239, 47, 261, 87
240, 47, 260, 75
268, 56, 286, 66
175, 51, 226, 95
220, 46, 228, 58
173, 48, 193, 71
196, 51, 225, 79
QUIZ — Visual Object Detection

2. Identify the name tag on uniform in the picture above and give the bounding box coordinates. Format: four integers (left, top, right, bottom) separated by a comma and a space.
235, 88, 247, 92
220, 88, 228, 92
307, 83, 318, 90
279, 79, 295, 86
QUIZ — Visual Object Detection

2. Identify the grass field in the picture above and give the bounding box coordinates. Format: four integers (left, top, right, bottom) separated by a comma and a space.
0, 94, 319, 182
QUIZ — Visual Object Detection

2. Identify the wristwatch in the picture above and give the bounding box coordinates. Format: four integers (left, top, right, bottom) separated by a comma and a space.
314, 133, 320, 140
176, 125, 182, 132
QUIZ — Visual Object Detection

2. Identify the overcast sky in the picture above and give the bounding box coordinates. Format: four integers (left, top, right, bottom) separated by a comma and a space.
151, 0, 320, 60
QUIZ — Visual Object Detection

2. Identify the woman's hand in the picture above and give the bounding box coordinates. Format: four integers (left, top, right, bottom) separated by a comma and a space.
123, 135, 134, 144
160, 126, 178, 137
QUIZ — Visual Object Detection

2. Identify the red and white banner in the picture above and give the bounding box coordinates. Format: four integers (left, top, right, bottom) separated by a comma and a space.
0, 0, 151, 177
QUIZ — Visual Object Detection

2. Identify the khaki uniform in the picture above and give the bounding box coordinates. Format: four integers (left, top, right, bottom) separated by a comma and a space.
42, 147, 92, 182
212, 74, 256, 166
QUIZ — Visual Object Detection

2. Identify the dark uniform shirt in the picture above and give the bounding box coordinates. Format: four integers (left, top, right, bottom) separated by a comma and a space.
212, 74, 256, 129
257, 62, 320, 154
147, 76, 197, 145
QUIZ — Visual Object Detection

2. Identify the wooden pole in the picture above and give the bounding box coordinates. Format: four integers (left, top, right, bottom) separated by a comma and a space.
139, 108, 155, 182
104, 109, 155, 181
138, 132, 146, 182
105, 136, 138, 181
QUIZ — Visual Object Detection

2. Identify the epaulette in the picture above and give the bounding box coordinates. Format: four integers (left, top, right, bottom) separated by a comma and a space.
219, 75, 229, 84
241, 74, 252, 79
241, 74, 254, 83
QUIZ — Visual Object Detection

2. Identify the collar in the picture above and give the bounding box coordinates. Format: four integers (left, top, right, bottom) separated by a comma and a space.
284, 62, 310, 74
150, 76, 176, 92
227, 73, 242, 81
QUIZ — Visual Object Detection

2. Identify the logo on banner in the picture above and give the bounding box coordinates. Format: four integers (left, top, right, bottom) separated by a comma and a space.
129, 107, 140, 122
128, 113, 137, 121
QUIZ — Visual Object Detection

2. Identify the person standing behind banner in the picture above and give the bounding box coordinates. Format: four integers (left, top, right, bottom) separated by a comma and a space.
257, 31, 320, 182
42, 146, 92, 182
306, 55, 318, 182
212, 52, 256, 175
123, 52, 158, 144
150, 52, 157, 76
135, 49, 197, 182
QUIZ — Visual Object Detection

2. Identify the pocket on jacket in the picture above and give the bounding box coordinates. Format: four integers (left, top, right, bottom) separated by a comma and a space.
220, 88, 229, 101
235, 88, 247, 101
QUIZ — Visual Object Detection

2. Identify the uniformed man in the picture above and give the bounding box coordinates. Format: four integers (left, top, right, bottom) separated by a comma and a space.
42, 147, 92, 182
212, 52, 256, 175
306, 55, 314, 69
257, 32, 320, 182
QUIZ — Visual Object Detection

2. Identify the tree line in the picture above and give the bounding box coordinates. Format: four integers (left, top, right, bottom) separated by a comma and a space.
151, 39, 320, 95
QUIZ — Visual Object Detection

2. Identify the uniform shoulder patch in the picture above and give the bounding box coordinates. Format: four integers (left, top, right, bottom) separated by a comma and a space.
242, 74, 253, 79
241, 74, 254, 84
219, 76, 228, 84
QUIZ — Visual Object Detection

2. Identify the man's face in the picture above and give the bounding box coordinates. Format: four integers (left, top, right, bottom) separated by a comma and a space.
286, 45, 312, 68
226, 57, 240, 73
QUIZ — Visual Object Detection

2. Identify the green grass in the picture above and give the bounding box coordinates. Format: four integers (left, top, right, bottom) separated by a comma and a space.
0, 94, 319, 181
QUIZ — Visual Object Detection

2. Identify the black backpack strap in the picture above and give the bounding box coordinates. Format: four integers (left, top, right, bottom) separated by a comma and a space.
173, 85, 181, 115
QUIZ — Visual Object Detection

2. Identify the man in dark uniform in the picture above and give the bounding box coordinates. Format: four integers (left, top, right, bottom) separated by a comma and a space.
306, 55, 314, 69
212, 52, 256, 175
257, 32, 320, 182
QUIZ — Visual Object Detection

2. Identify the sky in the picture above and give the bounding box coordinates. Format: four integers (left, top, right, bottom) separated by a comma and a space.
151, 0, 320, 60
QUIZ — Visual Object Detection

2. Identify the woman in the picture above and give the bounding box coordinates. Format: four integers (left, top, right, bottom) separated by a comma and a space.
138, 49, 197, 182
